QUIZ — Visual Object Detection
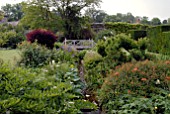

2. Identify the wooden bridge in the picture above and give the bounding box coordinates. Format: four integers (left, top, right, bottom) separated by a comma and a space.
63, 39, 96, 50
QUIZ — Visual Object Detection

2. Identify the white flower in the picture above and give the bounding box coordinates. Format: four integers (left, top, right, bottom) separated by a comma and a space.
68, 102, 74, 104
53, 86, 57, 89
156, 79, 160, 84
52, 60, 55, 64
93, 101, 97, 105
85, 94, 90, 97
154, 107, 158, 110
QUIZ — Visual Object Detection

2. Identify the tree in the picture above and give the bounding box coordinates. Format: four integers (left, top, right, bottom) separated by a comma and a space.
85, 8, 107, 23
162, 19, 168, 24
123, 12, 135, 23
140, 16, 150, 25
20, 2, 63, 32
21, 0, 101, 39
151, 17, 161, 25
1, 3, 24, 21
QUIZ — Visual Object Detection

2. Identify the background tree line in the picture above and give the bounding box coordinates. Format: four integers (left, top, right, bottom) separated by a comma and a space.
1, 0, 170, 39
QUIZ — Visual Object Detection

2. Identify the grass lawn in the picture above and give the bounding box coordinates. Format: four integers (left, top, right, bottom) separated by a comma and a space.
0, 49, 21, 66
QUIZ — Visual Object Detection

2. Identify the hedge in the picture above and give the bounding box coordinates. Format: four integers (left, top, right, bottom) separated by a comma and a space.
147, 25, 170, 54
105, 22, 149, 34
129, 30, 147, 40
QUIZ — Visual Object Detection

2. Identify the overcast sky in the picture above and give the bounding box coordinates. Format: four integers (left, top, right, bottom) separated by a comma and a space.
0, 0, 170, 20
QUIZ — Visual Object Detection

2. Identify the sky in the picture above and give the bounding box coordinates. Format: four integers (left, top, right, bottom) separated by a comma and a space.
0, 0, 170, 21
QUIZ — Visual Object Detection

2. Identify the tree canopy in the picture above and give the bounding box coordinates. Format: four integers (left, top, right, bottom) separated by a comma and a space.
1, 3, 23, 22
21, 0, 101, 38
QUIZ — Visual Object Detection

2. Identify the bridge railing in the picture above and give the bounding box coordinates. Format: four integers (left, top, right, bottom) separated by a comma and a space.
63, 39, 96, 49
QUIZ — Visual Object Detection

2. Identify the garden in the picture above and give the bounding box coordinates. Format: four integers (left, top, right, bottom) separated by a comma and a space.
1, 0, 170, 113
0, 21, 170, 114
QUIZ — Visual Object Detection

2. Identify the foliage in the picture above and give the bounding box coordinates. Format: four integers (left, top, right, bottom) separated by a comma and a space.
146, 52, 170, 61
20, 2, 63, 32
85, 8, 107, 23
99, 60, 170, 113
129, 30, 147, 40
0, 10, 4, 20
105, 22, 149, 34
21, 0, 101, 39
26, 29, 57, 49
42, 62, 85, 96
18, 41, 76, 68
1, 3, 23, 22
18, 42, 53, 67
0, 24, 25, 49
151, 17, 161, 25
0, 49, 21, 67
96, 34, 149, 68
83, 50, 102, 69
83, 51, 106, 92
104, 12, 135, 23
147, 25, 170, 54
0, 63, 97, 113
95, 29, 116, 41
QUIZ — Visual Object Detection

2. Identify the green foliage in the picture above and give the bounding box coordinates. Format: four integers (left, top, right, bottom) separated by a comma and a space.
1, 3, 23, 22
147, 25, 170, 54
83, 50, 102, 69
21, 2, 63, 32
105, 22, 149, 34
151, 17, 161, 25
129, 30, 147, 40
0, 24, 25, 49
99, 60, 170, 113
146, 52, 170, 61
43, 62, 85, 95
0, 50, 21, 66
18, 42, 53, 67
95, 29, 116, 41
76, 50, 87, 60
83, 51, 106, 92
96, 34, 148, 68
0, 10, 4, 20
0, 64, 96, 113
18, 42, 76, 68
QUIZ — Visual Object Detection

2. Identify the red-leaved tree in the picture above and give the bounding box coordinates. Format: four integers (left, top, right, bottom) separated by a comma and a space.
26, 29, 57, 49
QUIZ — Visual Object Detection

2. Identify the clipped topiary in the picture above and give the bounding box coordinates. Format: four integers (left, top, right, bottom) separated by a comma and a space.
26, 29, 57, 49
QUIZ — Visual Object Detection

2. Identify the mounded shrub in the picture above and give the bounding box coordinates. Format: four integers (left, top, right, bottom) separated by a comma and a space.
83, 50, 102, 69
96, 34, 148, 68
18, 41, 54, 67
26, 29, 57, 49
18, 41, 76, 68
98, 60, 170, 113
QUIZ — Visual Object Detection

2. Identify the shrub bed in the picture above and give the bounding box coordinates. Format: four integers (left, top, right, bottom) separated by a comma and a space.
98, 60, 170, 113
